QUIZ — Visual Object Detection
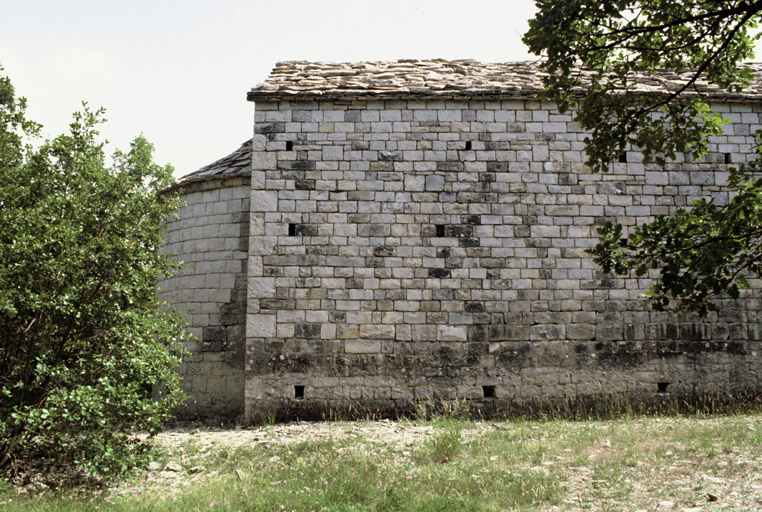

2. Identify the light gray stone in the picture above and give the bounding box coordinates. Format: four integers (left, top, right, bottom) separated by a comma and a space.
345, 339, 382, 353
359, 324, 396, 339
437, 325, 467, 342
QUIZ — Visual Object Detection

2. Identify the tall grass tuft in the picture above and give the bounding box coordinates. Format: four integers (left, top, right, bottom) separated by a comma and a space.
415, 424, 463, 464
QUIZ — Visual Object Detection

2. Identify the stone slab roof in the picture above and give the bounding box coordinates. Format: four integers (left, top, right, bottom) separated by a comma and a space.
170, 139, 251, 191
248, 59, 762, 102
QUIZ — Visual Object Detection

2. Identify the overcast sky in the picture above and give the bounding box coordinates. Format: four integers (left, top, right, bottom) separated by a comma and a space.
0, 0, 539, 178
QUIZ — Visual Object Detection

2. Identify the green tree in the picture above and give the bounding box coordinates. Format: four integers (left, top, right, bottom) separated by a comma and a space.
0, 71, 185, 477
523, 0, 762, 315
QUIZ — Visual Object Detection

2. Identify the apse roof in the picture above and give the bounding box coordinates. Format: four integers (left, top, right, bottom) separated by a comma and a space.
172, 139, 252, 189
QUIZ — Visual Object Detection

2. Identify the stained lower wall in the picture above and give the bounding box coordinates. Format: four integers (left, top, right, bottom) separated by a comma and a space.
159, 177, 250, 420
245, 98, 762, 422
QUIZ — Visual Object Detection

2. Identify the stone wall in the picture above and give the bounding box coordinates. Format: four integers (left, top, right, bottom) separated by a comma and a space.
159, 176, 250, 420
245, 98, 762, 421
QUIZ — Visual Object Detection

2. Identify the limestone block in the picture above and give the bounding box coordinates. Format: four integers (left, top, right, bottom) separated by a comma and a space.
276, 309, 305, 323
337, 325, 358, 339
246, 314, 276, 338
321, 323, 337, 339
322, 146, 344, 160
645, 171, 669, 185
394, 300, 419, 312
414, 110, 438, 122
438, 325, 467, 342
529, 325, 566, 340
191, 375, 208, 393
206, 376, 227, 395
359, 324, 396, 339
380, 110, 402, 122
346, 311, 372, 324
248, 277, 275, 299
425, 175, 445, 191
276, 323, 295, 338
345, 339, 382, 353
530, 225, 561, 238
596, 325, 623, 340
249, 235, 276, 256
251, 151, 276, 171
250, 191, 277, 212
404, 175, 425, 191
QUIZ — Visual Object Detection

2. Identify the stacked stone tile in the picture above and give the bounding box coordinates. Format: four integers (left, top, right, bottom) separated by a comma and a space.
159, 140, 251, 419
247, 59, 762, 101
242, 60, 762, 421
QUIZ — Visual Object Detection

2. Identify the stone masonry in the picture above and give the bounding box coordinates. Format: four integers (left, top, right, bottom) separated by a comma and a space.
242, 60, 762, 422
162, 60, 762, 421
159, 141, 251, 419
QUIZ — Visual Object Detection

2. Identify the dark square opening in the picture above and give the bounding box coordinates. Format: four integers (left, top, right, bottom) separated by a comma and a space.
618, 152, 627, 163
294, 385, 305, 399
288, 223, 297, 236
657, 382, 670, 394
286, 141, 293, 151
725, 153, 732, 164
482, 385, 496, 399
465, 141, 472, 150
435, 225, 446, 237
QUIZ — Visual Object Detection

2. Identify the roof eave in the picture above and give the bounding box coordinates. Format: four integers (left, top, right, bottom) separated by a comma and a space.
248, 89, 762, 103
247, 90, 543, 102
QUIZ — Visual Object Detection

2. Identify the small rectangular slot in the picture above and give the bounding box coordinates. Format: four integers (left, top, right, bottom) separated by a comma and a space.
294, 385, 305, 399
435, 225, 446, 237
618, 152, 627, 163
286, 141, 293, 151
657, 382, 669, 394
724, 153, 732, 164
465, 141, 472, 150
288, 223, 297, 236
482, 385, 496, 399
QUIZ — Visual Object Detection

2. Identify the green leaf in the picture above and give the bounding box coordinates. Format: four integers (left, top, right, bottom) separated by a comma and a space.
0, 69, 187, 478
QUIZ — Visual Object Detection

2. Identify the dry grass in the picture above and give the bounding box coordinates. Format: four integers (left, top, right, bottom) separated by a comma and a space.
2, 413, 761, 511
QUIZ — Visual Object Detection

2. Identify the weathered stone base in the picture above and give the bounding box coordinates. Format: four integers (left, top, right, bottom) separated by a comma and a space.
176, 347, 245, 420
245, 388, 762, 425
244, 336, 762, 424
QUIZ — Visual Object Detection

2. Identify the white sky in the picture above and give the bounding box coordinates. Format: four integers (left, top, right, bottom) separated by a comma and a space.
0, 0, 539, 178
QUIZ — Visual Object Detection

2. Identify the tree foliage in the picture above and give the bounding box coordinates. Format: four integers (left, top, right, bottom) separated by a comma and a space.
524, 0, 762, 315
0, 71, 185, 477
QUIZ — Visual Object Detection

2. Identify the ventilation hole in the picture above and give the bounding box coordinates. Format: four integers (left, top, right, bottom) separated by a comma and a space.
724, 153, 732, 164
657, 382, 670, 394
288, 223, 296, 236
482, 385, 496, 399
465, 141, 472, 150
435, 225, 446, 237
294, 385, 305, 399
286, 140, 293, 151
618, 152, 627, 163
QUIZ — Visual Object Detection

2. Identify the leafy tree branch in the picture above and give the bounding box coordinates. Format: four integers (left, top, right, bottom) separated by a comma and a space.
524, 0, 762, 314
0, 70, 186, 477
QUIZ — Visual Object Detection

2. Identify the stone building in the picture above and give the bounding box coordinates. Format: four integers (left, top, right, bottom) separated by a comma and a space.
159, 60, 762, 422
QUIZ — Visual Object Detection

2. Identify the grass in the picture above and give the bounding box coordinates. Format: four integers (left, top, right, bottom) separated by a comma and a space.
1, 412, 761, 511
